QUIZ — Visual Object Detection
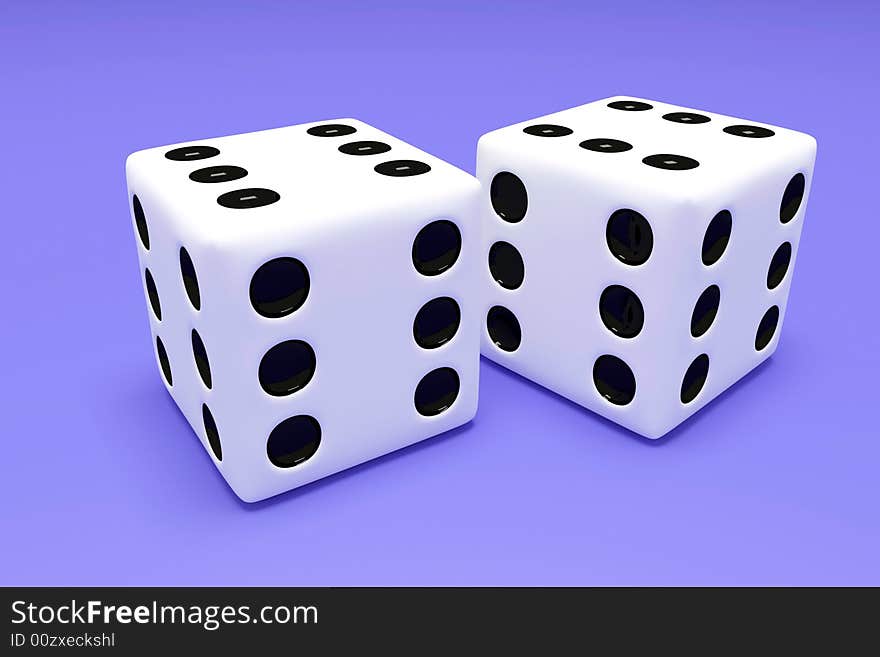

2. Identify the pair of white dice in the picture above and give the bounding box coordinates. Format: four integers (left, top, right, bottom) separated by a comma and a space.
127, 96, 816, 502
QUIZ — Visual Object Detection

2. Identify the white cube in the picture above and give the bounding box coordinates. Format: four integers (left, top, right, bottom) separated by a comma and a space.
477, 96, 816, 438
126, 120, 481, 501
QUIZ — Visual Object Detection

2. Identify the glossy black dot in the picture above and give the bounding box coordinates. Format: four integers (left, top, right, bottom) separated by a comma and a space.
691, 285, 721, 338
191, 329, 212, 389
412, 220, 461, 276
608, 100, 653, 111
490, 172, 528, 223
267, 415, 321, 468
217, 188, 280, 209
413, 297, 461, 349
259, 340, 316, 396
156, 336, 172, 386
579, 138, 633, 153
642, 154, 700, 171
144, 269, 161, 320
702, 210, 732, 266
307, 123, 356, 137
523, 124, 573, 137
249, 257, 310, 318
723, 125, 775, 139
202, 404, 222, 461
374, 160, 431, 177
780, 173, 806, 224
593, 355, 636, 405
164, 145, 220, 161
681, 354, 710, 404
755, 306, 780, 351
189, 165, 248, 184
132, 195, 150, 250
179, 247, 201, 311
488, 241, 525, 290
767, 242, 793, 290
338, 141, 391, 156
599, 285, 644, 338
663, 112, 711, 125
606, 209, 653, 266
487, 305, 521, 352
414, 367, 460, 417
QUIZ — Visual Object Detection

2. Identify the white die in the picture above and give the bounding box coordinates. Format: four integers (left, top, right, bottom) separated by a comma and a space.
126, 120, 480, 501
477, 96, 816, 438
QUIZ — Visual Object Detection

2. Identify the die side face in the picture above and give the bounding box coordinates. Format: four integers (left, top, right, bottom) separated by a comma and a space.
127, 120, 481, 502
478, 97, 816, 438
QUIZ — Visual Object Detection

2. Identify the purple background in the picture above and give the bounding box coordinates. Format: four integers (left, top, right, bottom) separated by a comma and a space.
2, 0, 878, 585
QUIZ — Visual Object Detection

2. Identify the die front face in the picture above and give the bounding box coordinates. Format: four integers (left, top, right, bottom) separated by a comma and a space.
478, 97, 816, 438
127, 120, 480, 501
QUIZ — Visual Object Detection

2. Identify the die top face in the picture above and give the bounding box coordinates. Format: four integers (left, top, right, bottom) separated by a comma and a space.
126, 119, 479, 249
478, 96, 817, 202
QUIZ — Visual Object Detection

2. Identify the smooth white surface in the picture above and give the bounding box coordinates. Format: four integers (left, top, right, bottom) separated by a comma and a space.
478, 96, 817, 438
127, 120, 481, 501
